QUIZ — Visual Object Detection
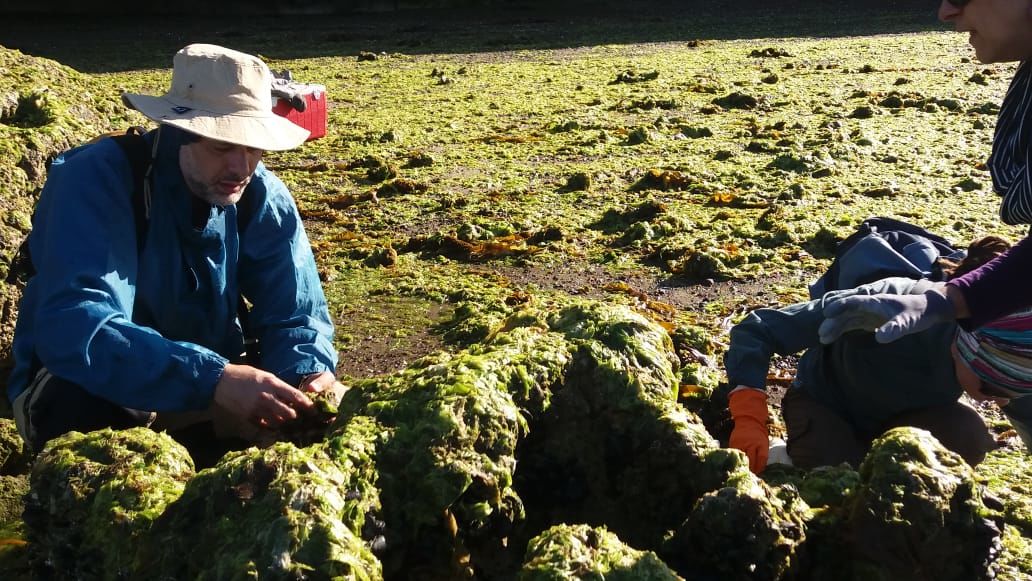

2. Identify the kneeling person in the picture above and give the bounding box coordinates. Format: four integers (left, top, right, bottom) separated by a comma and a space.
724, 238, 1032, 472
7, 44, 339, 454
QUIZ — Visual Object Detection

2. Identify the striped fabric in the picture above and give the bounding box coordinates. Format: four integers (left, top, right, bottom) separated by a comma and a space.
956, 307, 1032, 397
991, 61, 1032, 225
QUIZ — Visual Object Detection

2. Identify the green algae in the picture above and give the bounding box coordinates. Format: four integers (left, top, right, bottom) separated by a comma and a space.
975, 445, 1032, 579
519, 523, 681, 580
330, 319, 571, 576
141, 419, 383, 581
761, 462, 861, 510
661, 471, 809, 581
842, 427, 1001, 581
0, 418, 29, 475
0, 474, 27, 527
24, 428, 194, 579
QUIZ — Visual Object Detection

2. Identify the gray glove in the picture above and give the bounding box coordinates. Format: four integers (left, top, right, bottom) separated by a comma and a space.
818, 288, 955, 344
271, 78, 307, 112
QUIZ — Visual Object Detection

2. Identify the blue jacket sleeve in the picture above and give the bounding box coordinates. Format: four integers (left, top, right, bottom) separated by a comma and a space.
29, 141, 227, 411
724, 277, 922, 390
237, 166, 337, 386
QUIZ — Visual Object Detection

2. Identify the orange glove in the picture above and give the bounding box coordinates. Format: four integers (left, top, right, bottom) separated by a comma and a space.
728, 387, 769, 474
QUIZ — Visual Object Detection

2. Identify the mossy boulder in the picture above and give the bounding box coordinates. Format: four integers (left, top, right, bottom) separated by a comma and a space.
842, 427, 1003, 581
661, 471, 809, 580
140, 419, 383, 580
0, 418, 30, 475
24, 428, 194, 579
0, 474, 28, 527
331, 322, 571, 577
518, 523, 681, 580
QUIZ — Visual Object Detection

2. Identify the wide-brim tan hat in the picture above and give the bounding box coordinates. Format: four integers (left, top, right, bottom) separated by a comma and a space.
122, 43, 309, 151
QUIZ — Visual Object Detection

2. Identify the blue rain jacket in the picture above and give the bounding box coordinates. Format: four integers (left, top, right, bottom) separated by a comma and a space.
7, 126, 336, 412
724, 276, 1032, 444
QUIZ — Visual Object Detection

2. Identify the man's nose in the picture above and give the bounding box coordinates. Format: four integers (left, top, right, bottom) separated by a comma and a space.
938, 0, 961, 22
226, 148, 250, 177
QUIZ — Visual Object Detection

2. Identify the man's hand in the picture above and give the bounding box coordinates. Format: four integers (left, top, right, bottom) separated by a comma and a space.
214, 363, 314, 428
818, 288, 956, 345
728, 387, 769, 474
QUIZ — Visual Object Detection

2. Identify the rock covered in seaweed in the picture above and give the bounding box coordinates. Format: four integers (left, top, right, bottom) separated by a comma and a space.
24, 427, 194, 579
518, 523, 681, 580
0, 418, 31, 476
514, 301, 748, 549
661, 471, 809, 580
141, 418, 384, 580
330, 323, 571, 577
843, 427, 1003, 581
0, 474, 28, 526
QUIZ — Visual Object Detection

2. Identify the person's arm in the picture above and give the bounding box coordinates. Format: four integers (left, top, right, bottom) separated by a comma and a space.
236, 166, 338, 388
947, 235, 1032, 329
724, 277, 914, 472
28, 141, 226, 412
725, 277, 911, 387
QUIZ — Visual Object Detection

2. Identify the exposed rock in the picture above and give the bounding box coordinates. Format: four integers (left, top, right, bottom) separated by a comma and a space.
843, 427, 1002, 581
24, 428, 194, 579
519, 523, 681, 580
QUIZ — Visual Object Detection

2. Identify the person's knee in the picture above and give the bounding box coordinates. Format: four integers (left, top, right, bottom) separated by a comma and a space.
887, 402, 995, 466
782, 389, 866, 469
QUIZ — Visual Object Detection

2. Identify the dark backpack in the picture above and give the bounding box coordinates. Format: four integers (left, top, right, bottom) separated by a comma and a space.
5, 127, 259, 362
809, 216, 961, 299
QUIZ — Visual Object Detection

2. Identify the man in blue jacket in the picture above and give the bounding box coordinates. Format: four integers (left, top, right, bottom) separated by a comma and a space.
7, 44, 339, 453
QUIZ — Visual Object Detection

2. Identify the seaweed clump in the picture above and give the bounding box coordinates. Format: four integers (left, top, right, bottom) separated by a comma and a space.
518, 523, 680, 580
140, 418, 383, 580
24, 428, 194, 579
661, 471, 809, 580
330, 322, 572, 577
0, 418, 30, 476
840, 427, 1003, 581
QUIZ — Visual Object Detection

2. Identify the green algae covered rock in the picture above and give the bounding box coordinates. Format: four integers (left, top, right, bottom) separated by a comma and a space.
762, 462, 861, 510
0, 418, 30, 475
0, 474, 28, 526
514, 301, 747, 550
328, 298, 735, 576
24, 427, 194, 579
976, 446, 1032, 579
141, 418, 384, 581
844, 427, 1002, 581
661, 471, 809, 581
518, 523, 681, 580
331, 324, 570, 576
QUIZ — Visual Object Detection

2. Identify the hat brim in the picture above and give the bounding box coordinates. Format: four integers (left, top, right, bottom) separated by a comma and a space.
122, 93, 309, 151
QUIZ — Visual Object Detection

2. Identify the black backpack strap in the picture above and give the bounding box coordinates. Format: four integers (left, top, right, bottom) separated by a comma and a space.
109, 126, 152, 255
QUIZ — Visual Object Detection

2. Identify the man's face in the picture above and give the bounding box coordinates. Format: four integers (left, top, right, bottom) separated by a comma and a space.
939, 0, 1032, 63
179, 136, 264, 207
